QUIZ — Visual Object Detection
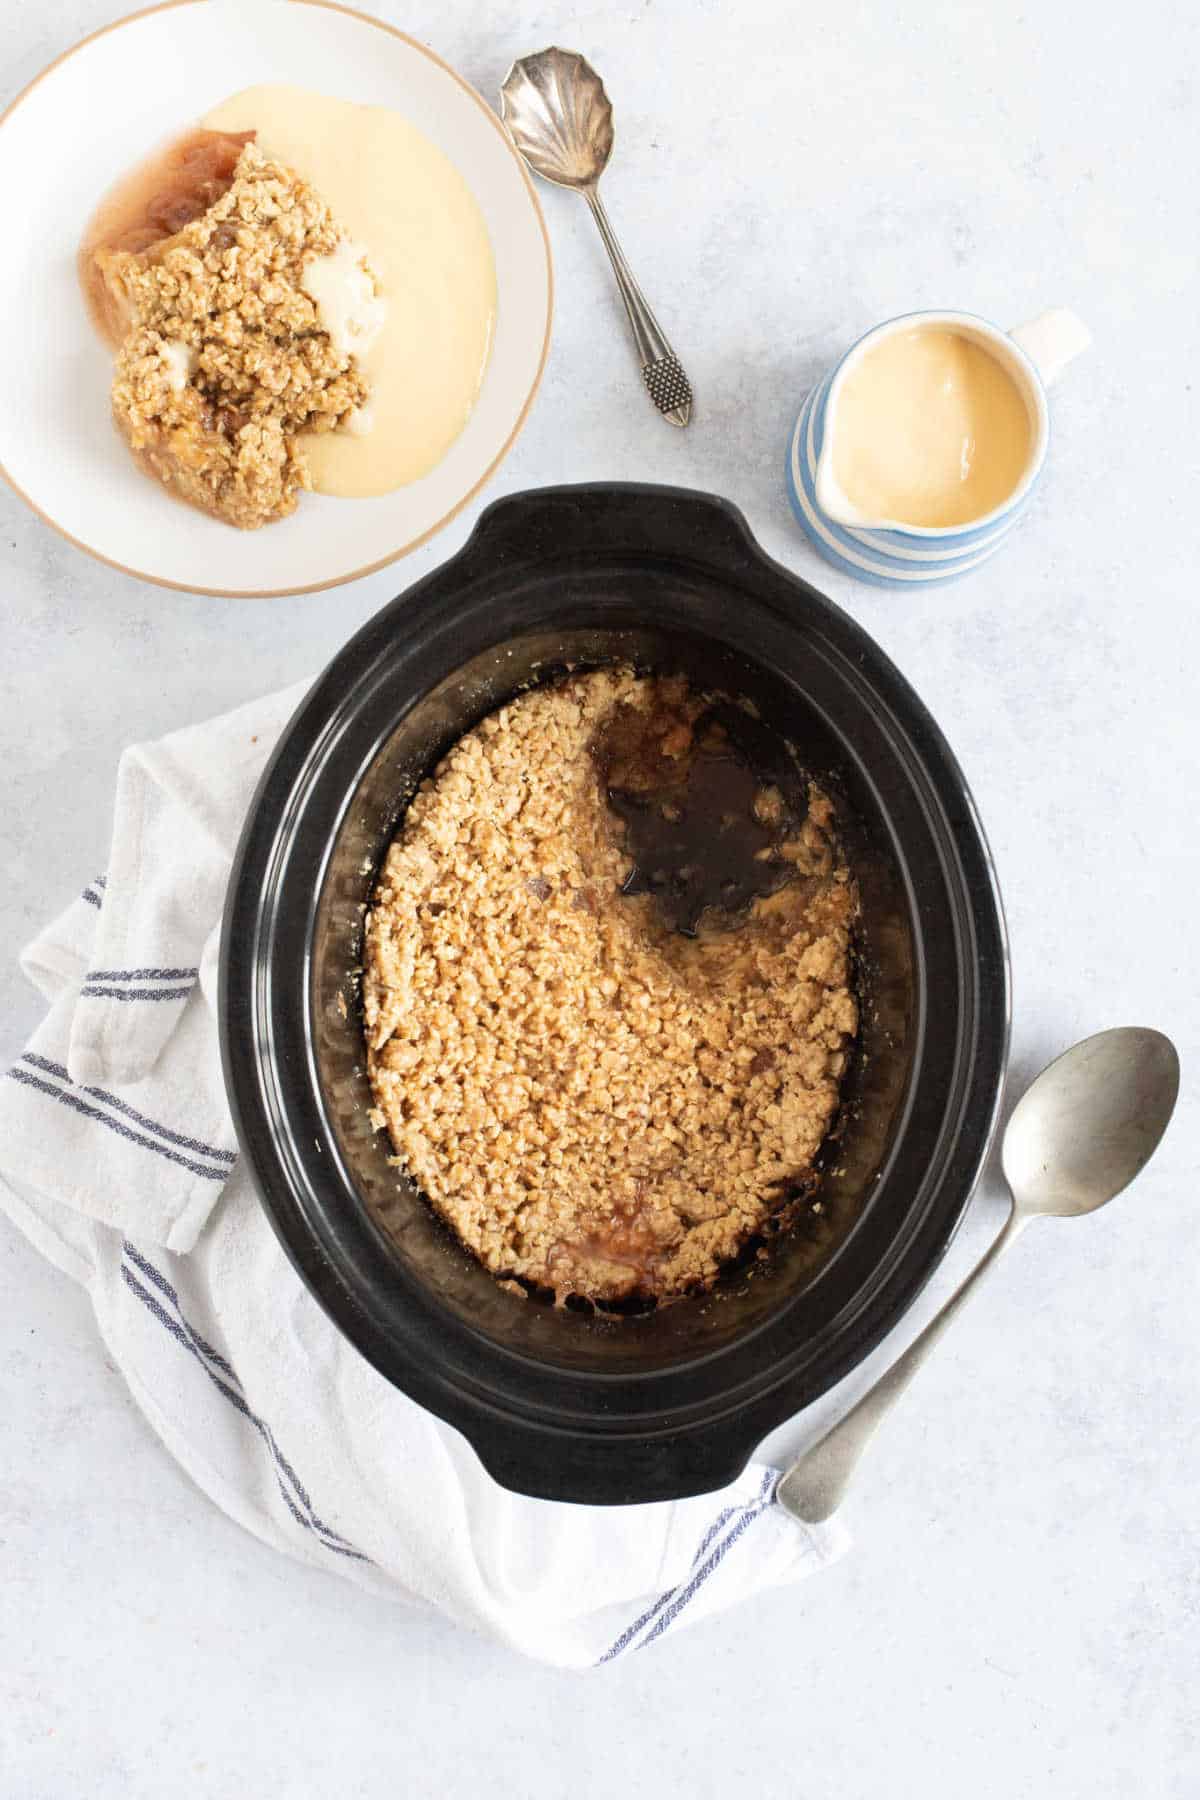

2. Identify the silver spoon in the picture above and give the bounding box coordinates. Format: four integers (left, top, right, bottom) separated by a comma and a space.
777, 1027, 1180, 1524
500, 47, 693, 427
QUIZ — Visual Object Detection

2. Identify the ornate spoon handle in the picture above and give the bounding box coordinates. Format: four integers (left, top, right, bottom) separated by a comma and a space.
583, 186, 692, 427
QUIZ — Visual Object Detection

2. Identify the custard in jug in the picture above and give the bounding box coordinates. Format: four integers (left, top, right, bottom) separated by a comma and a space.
831, 328, 1032, 529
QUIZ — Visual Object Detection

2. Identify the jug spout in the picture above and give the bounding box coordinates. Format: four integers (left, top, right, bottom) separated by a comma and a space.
814, 438, 878, 529
813, 367, 896, 529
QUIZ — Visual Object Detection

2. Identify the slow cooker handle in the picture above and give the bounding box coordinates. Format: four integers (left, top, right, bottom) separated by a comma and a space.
460, 481, 762, 579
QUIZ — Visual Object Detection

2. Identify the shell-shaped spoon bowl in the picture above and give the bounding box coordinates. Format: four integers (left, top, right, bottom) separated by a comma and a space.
500, 48, 614, 190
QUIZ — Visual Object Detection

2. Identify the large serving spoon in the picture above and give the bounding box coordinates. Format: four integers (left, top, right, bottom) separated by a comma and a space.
500, 47, 693, 427
776, 1027, 1180, 1523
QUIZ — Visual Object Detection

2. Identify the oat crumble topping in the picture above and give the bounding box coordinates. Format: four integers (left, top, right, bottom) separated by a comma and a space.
363, 670, 859, 1304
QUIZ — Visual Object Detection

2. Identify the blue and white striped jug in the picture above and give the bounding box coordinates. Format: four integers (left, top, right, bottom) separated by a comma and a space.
787, 308, 1090, 587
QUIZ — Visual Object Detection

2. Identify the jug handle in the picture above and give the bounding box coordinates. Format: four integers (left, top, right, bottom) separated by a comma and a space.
1008, 308, 1092, 388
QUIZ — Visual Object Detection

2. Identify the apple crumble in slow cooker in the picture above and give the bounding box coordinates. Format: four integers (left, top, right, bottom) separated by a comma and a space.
363, 669, 858, 1304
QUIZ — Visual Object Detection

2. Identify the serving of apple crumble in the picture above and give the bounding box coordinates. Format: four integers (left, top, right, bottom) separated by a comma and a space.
86, 136, 378, 529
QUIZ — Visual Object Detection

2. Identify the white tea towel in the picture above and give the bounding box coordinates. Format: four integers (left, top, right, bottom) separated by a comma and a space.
0, 685, 848, 1668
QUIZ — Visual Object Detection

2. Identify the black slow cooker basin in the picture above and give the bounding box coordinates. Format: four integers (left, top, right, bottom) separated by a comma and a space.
220, 484, 1009, 1504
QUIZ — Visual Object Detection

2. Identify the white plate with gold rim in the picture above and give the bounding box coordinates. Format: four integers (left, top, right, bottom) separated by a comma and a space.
0, 0, 552, 597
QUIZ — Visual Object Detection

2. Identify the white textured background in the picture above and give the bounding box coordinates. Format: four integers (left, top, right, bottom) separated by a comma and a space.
2, 2, 1198, 1796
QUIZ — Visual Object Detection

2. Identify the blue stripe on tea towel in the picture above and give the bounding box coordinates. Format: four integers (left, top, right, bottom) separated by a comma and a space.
7, 1065, 228, 1182
121, 1241, 241, 1384
87, 967, 199, 982
119, 1244, 356, 1552
20, 1054, 236, 1168
80, 984, 195, 1002
597, 1467, 776, 1662
633, 1473, 778, 1653
119, 1248, 368, 1562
